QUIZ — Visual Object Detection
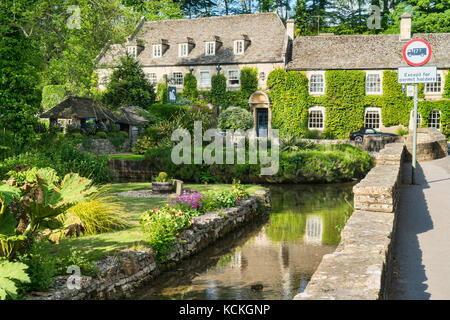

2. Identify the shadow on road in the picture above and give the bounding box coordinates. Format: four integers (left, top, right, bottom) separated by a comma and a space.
389, 162, 433, 300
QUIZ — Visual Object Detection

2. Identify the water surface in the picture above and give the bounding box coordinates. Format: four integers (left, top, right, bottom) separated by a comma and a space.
132, 183, 355, 300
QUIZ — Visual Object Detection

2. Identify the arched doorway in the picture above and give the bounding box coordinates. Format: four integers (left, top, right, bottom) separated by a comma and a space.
248, 91, 271, 138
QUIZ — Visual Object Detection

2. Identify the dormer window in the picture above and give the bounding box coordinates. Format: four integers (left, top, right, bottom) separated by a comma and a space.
234, 40, 244, 55
179, 43, 188, 57
127, 46, 137, 57
205, 42, 215, 56
153, 44, 162, 58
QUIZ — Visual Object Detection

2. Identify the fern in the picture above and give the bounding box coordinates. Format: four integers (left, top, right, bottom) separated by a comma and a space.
0, 260, 30, 300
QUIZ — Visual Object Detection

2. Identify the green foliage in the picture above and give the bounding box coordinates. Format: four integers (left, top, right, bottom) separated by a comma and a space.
0, 259, 30, 300
396, 127, 409, 136
380, 71, 412, 127
418, 100, 450, 136
107, 131, 128, 151
218, 107, 253, 131
444, 72, 450, 99
157, 80, 169, 104
240, 67, 258, 95
211, 74, 227, 106
182, 73, 198, 100
154, 172, 169, 182
0, 183, 21, 218
20, 242, 57, 292
41, 85, 66, 111
95, 131, 108, 139
102, 54, 156, 109
132, 136, 155, 155
55, 248, 97, 277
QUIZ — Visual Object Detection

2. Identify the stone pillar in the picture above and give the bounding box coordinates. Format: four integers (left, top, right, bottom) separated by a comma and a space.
400, 13, 412, 41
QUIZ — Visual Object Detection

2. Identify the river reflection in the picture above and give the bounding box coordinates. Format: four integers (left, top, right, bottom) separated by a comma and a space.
132, 183, 355, 300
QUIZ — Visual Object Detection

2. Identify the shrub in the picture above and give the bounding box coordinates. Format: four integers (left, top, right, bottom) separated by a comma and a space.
218, 107, 254, 131
154, 172, 169, 182
133, 136, 155, 155
102, 54, 156, 109
183, 73, 198, 100
55, 249, 97, 277
396, 126, 409, 136
211, 74, 227, 106
20, 242, 57, 292
95, 131, 108, 139
240, 67, 258, 95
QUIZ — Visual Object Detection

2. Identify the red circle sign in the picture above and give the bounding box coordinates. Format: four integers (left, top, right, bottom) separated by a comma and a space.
403, 39, 432, 66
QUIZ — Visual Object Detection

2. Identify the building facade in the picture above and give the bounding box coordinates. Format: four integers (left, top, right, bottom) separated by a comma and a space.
96, 13, 294, 93
286, 13, 450, 134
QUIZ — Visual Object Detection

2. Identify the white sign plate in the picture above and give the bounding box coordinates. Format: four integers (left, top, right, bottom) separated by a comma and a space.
406, 85, 415, 97
398, 66, 437, 84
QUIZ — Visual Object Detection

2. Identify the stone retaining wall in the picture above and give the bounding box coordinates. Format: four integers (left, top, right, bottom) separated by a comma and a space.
300, 135, 399, 153
294, 143, 405, 300
403, 128, 447, 161
108, 159, 155, 182
27, 190, 271, 300
79, 139, 130, 155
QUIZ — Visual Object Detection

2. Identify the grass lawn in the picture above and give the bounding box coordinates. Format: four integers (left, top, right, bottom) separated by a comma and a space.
108, 153, 145, 161
42, 183, 264, 261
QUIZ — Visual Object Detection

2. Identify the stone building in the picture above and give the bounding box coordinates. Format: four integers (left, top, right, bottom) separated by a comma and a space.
286, 13, 450, 134
95, 12, 294, 93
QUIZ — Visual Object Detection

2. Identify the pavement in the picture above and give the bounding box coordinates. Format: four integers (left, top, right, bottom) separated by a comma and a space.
390, 144, 450, 299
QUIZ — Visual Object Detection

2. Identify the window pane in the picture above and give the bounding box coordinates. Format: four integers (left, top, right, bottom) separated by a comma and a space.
200, 71, 210, 86
173, 72, 183, 85
149, 73, 157, 84
308, 110, 324, 129
366, 74, 381, 93
365, 110, 380, 129
228, 70, 239, 85
428, 110, 440, 129
310, 75, 324, 93
206, 42, 215, 55
425, 74, 442, 93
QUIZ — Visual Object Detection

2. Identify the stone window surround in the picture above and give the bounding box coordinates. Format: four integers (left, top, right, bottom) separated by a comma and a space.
424, 70, 444, 95
205, 42, 215, 56
178, 43, 188, 57
308, 106, 325, 130
364, 106, 382, 130
234, 40, 244, 55
365, 70, 383, 95
153, 44, 162, 58
307, 71, 326, 95
227, 69, 240, 86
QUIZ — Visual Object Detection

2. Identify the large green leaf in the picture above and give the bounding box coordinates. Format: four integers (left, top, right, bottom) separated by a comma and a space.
0, 183, 21, 215
0, 260, 30, 300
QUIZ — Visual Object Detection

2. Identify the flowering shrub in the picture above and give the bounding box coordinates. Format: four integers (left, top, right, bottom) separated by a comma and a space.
140, 181, 250, 260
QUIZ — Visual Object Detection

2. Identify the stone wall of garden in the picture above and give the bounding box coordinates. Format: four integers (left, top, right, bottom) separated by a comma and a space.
403, 128, 447, 162
27, 190, 271, 300
79, 139, 130, 155
294, 142, 405, 300
108, 159, 155, 182
300, 135, 399, 153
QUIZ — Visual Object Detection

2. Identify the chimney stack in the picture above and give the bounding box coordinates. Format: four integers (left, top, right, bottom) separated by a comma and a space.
400, 13, 412, 41
286, 19, 295, 41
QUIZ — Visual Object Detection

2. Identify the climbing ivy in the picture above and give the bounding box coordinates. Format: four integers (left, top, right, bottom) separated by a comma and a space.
267, 68, 449, 138
443, 72, 450, 98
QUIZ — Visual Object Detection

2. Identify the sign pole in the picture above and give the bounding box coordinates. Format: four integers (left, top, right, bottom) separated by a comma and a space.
412, 84, 418, 185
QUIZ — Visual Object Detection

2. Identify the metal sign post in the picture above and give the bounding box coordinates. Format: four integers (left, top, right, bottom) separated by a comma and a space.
398, 38, 434, 185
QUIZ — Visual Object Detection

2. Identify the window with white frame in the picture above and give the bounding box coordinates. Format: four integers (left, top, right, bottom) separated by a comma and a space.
200, 71, 210, 86
127, 46, 137, 57
308, 107, 324, 130
364, 108, 381, 129
234, 40, 244, 55
172, 72, 183, 86
425, 73, 442, 94
260, 72, 266, 81
153, 44, 162, 58
366, 74, 381, 94
428, 110, 441, 130
228, 70, 239, 86
148, 73, 157, 84
178, 43, 188, 57
309, 74, 324, 94
205, 42, 215, 56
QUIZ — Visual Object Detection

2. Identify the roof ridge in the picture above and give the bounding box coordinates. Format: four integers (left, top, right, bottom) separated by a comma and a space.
144, 12, 279, 25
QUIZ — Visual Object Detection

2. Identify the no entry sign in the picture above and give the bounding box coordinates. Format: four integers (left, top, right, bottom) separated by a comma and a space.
403, 39, 432, 66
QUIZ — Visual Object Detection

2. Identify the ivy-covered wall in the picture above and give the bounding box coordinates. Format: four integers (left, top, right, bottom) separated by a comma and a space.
267, 68, 450, 139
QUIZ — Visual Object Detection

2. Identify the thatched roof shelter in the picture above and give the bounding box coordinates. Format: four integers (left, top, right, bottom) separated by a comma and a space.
115, 106, 150, 126
40, 97, 116, 121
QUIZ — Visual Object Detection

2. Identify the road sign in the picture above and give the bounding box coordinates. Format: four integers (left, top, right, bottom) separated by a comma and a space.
403, 39, 432, 66
398, 66, 437, 84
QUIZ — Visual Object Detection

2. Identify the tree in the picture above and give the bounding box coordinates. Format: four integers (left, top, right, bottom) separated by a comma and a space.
183, 73, 198, 100
103, 54, 156, 109
211, 74, 227, 106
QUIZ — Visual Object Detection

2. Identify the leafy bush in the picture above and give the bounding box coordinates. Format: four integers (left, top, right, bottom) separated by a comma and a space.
395, 126, 409, 136
0, 259, 30, 300
154, 172, 169, 182
20, 242, 57, 292
211, 74, 227, 106
218, 107, 254, 131
240, 67, 258, 96
102, 54, 156, 109
183, 73, 198, 100
55, 248, 97, 277
132, 136, 155, 155
95, 131, 108, 139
